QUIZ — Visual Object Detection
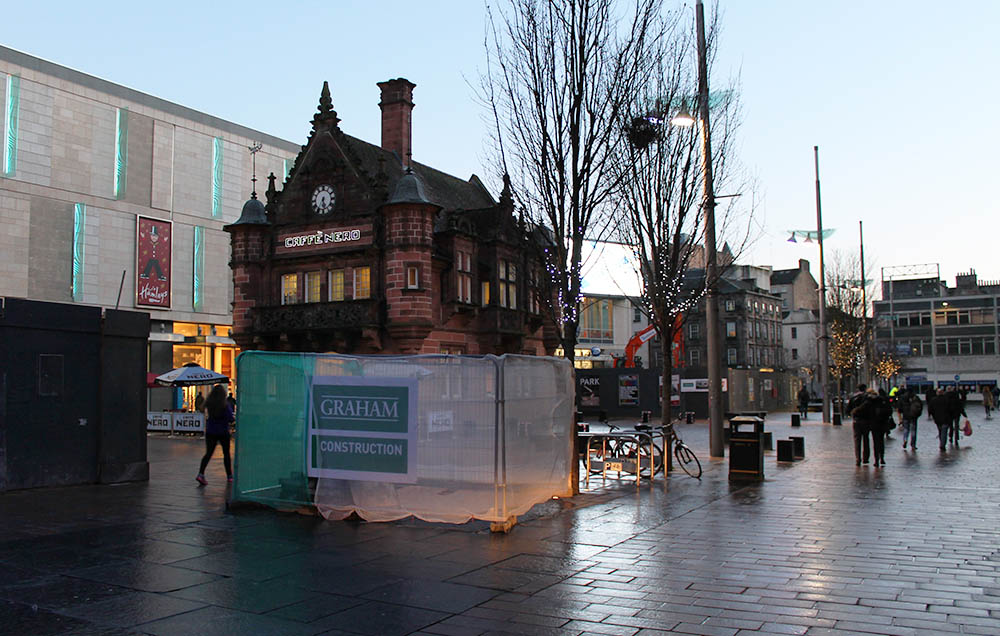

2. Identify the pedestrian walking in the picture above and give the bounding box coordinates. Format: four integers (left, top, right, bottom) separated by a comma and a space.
848, 384, 876, 466
929, 390, 953, 451
872, 389, 892, 466
797, 386, 811, 420
982, 385, 994, 420
898, 388, 923, 450
196, 384, 234, 485
947, 388, 967, 447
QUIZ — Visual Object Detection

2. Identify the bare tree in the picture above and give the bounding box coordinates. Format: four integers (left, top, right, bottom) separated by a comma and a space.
825, 249, 877, 391
482, 0, 663, 361
608, 3, 753, 425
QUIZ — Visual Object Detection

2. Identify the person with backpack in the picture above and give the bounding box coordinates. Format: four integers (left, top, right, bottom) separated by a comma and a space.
848, 384, 877, 466
898, 387, 923, 450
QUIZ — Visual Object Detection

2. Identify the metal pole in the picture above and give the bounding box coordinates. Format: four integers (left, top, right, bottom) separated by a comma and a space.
695, 1, 723, 457
815, 146, 831, 423
859, 220, 867, 386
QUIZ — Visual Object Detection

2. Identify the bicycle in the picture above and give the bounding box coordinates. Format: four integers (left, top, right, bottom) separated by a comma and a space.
586, 423, 663, 478
635, 420, 702, 479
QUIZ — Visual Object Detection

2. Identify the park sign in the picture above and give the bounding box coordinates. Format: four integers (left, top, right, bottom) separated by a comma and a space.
306, 376, 418, 483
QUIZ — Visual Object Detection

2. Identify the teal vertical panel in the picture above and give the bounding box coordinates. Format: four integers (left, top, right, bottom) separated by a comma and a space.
193, 225, 205, 311
3, 74, 20, 176
72, 203, 86, 302
212, 137, 223, 217
114, 107, 128, 198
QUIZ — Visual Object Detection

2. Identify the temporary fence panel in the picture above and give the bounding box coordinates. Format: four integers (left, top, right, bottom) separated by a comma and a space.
231, 352, 574, 524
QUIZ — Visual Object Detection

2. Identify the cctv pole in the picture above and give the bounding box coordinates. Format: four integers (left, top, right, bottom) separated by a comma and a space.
815, 146, 831, 423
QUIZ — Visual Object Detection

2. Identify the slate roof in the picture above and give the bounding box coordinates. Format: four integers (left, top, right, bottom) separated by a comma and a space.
771, 268, 801, 285
344, 133, 496, 213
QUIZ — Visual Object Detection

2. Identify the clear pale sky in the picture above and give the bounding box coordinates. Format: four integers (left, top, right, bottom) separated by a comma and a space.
5, 1, 998, 295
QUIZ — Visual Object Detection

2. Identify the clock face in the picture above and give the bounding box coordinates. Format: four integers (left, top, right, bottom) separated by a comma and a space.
311, 184, 335, 214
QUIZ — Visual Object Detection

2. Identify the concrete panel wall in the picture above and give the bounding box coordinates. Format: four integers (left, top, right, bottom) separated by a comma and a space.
27, 196, 73, 302
172, 127, 212, 217
123, 111, 153, 208
0, 192, 30, 297
15, 78, 54, 187
151, 120, 173, 210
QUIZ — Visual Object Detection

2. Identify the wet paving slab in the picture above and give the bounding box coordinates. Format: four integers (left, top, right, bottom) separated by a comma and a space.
2, 415, 1000, 634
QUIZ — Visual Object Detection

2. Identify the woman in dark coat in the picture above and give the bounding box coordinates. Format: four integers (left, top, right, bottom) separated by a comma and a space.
196, 384, 235, 485
929, 390, 954, 451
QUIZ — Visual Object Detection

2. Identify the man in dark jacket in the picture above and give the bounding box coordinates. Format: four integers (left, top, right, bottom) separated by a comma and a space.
946, 389, 967, 447
797, 386, 811, 419
848, 384, 876, 465
929, 390, 954, 451
897, 388, 922, 450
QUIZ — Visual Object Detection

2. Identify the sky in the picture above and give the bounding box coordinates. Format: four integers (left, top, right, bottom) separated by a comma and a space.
5, 1, 998, 297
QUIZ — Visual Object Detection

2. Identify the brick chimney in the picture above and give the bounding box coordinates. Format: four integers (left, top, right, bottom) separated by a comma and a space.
378, 78, 416, 167
799, 259, 810, 273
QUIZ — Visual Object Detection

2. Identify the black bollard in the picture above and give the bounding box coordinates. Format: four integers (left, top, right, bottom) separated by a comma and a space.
791, 413, 801, 427
790, 435, 805, 459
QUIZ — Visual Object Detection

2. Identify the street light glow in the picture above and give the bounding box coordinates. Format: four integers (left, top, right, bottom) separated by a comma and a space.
670, 106, 695, 127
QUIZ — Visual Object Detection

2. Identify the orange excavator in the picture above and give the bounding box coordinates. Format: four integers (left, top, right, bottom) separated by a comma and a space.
620, 316, 684, 368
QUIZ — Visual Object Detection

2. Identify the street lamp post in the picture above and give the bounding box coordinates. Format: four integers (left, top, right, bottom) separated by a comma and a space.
814, 146, 831, 423
693, 0, 724, 458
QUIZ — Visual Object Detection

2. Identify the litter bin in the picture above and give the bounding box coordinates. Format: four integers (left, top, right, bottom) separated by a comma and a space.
729, 415, 765, 481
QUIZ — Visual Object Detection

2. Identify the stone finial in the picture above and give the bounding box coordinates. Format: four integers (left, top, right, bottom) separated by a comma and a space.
312, 81, 341, 129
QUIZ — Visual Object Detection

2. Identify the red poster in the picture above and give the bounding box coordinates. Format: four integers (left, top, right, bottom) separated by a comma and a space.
136, 217, 171, 308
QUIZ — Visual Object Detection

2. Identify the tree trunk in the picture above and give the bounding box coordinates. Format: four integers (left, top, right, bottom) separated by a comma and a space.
660, 325, 674, 472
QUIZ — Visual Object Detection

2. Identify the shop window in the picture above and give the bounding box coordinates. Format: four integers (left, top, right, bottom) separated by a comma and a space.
579, 297, 613, 343
457, 251, 472, 303
281, 273, 298, 305
305, 271, 322, 303
329, 269, 344, 302
498, 260, 516, 309
406, 266, 419, 289
354, 266, 371, 299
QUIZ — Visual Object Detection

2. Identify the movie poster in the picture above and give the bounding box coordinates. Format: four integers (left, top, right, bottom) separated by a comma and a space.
136, 217, 171, 308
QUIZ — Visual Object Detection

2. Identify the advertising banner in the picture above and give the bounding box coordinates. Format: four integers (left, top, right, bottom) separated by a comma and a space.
618, 374, 639, 406
146, 411, 172, 431
136, 216, 171, 308
578, 376, 600, 407
307, 376, 418, 483
173, 412, 205, 433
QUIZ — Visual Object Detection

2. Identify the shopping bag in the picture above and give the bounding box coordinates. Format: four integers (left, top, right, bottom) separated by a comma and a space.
963, 420, 973, 436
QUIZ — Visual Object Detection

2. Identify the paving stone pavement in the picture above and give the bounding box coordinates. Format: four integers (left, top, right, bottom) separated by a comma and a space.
2, 409, 1000, 635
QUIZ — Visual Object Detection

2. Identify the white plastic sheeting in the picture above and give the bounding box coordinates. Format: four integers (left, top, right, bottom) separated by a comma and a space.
230, 352, 574, 524
314, 354, 574, 523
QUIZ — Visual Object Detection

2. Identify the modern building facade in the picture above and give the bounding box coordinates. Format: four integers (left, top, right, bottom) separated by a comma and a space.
227, 80, 555, 356
567, 293, 653, 368
874, 265, 1000, 392
0, 45, 301, 410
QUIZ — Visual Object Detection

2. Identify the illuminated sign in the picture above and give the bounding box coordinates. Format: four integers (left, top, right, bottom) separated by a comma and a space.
276, 225, 371, 255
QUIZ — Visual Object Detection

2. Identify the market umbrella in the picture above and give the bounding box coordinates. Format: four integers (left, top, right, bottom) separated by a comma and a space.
155, 362, 229, 387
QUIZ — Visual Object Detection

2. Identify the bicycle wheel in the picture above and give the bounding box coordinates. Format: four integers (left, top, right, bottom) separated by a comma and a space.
674, 443, 702, 479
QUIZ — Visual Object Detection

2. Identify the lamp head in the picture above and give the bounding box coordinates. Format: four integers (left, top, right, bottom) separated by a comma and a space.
670, 100, 695, 127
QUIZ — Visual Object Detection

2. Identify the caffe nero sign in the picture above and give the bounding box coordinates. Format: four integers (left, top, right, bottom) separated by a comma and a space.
307, 376, 418, 483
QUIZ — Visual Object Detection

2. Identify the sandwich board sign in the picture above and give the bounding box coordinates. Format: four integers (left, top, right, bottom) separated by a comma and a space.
307, 376, 418, 483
